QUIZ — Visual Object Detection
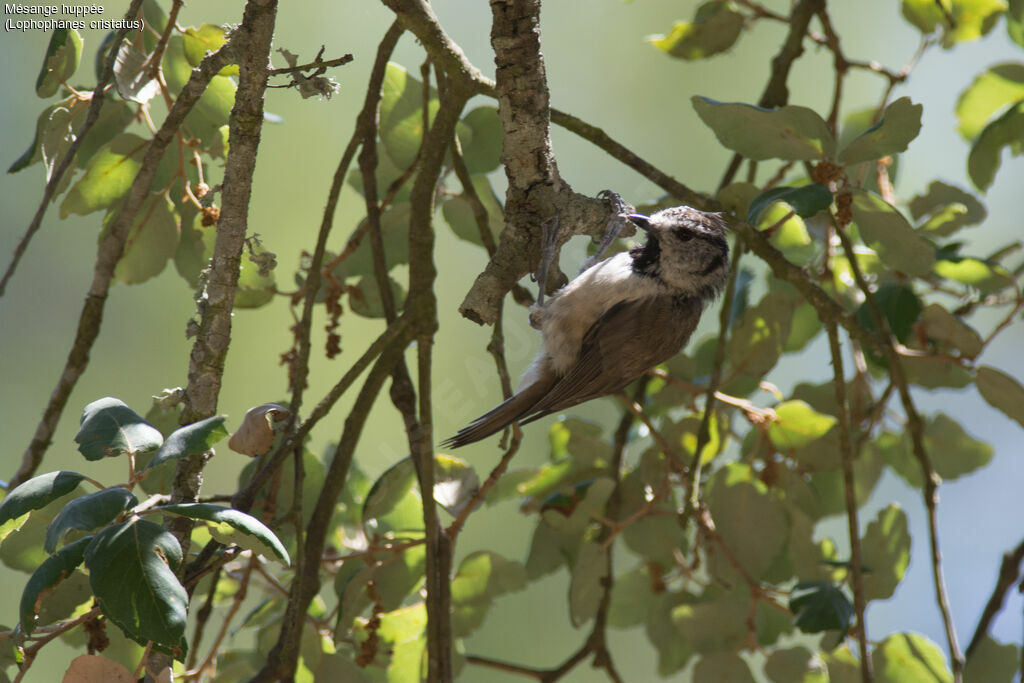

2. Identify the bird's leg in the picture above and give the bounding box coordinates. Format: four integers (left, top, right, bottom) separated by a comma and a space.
532, 213, 561, 310
579, 190, 631, 274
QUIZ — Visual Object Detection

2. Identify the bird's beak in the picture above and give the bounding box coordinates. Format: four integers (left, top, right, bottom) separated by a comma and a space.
627, 213, 651, 232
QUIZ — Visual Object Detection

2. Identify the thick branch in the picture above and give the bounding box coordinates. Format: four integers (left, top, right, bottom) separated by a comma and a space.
10, 41, 234, 490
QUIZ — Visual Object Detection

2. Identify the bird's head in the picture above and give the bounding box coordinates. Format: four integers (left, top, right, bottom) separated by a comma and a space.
627, 207, 730, 300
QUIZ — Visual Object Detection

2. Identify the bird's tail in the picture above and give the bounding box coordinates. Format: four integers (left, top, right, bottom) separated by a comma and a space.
441, 378, 553, 449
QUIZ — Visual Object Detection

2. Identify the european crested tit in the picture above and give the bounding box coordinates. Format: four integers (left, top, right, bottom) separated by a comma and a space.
442, 205, 730, 448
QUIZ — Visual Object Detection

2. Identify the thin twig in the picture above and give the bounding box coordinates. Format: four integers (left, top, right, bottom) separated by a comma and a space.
826, 321, 873, 681
269, 53, 353, 75
966, 539, 1024, 659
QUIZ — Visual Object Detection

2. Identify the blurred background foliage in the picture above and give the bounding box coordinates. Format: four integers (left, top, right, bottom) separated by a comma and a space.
1, 0, 1023, 680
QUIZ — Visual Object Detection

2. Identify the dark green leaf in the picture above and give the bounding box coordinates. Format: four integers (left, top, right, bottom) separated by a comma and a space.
964, 636, 1018, 683
726, 291, 796, 378
146, 415, 227, 470
789, 581, 853, 633
74, 397, 162, 460
156, 503, 289, 565
569, 540, 609, 627
956, 63, 1024, 140
35, 29, 82, 98
925, 412, 994, 479
765, 646, 829, 683
20, 537, 91, 634
99, 194, 181, 285
36, 568, 91, 629
343, 204, 411, 276
706, 464, 788, 579
1009, 0, 1024, 46
607, 566, 658, 629
45, 487, 137, 554
693, 652, 757, 682
442, 176, 504, 247
871, 633, 952, 682
967, 100, 1024, 191
348, 274, 406, 319
854, 283, 922, 344
910, 181, 987, 236
807, 447, 884, 517
860, 504, 910, 601
84, 519, 187, 657
747, 184, 832, 225
362, 454, 480, 526
457, 106, 503, 174
851, 189, 935, 277
647, 592, 694, 675
838, 97, 923, 164
60, 133, 147, 217
977, 366, 1024, 429
692, 96, 835, 160
647, 3, 745, 60
673, 594, 749, 653
0, 471, 86, 527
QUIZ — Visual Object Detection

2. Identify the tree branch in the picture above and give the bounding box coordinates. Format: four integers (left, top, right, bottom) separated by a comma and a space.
966, 539, 1024, 659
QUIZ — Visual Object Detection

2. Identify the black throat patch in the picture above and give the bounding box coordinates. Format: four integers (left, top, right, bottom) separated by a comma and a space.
629, 237, 661, 277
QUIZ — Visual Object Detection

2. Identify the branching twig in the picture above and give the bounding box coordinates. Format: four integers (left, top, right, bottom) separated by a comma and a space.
10, 39, 234, 490
966, 539, 1024, 659
0, 0, 145, 300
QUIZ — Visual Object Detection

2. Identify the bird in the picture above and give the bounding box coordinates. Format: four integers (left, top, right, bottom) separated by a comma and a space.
442, 204, 730, 448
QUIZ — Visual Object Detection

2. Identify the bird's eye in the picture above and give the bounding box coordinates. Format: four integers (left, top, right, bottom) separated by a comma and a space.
675, 230, 694, 242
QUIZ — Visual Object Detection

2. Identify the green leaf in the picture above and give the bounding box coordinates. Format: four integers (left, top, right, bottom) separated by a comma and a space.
74, 397, 163, 460
789, 581, 853, 633
765, 646, 829, 683
673, 594, 749, 653
99, 194, 181, 285
607, 566, 658, 629
375, 543, 426, 610
457, 106, 503, 174
706, 464, 788, 579
647, 3, 745, 60
902, 0, 951, 33
839, 97, 923, 164
692, 96, 835, 160
343, 204, 411, 277
145, 415, 227, 470
441, 176, 504, 247
933, 256, 1015, 291
768, 400, 837, 451
235, 242, 277, 309
451, 551, 527, 637
860, 504, 911, 601
726, 291, 796, 378
60, 133, 147, 217
855, 282, 923, 345
909, 181, 987, 236
0, 471, 86, 527
967, 100, 1024, 191
1008, 0, 1024, 45
162, 35, 235, 155
964, 636, 1019, 683
348, 274, 406, 319
956, 64, 1024, 140
380, 62, 438, 168
924, 412, 994, 479
647, 592, 695, 675
84, 519, 188, 657
920, 304, 983, 357
693, 652, 757, 682
569, 540, 609, 627
183, 24, 237, 76
114, 43, 159, 104
871, 633, 951, 682
977, 366, 1024, 429
851, 189, 935, 277
156, 503, 290, 565
947, 0, 1008, 45
45, 487, 137, 554
35, 29, 83, 98
8, 99, 70, 174
363, 454, 479, 526
20, 536, 90, 634
747, 184, 832, 225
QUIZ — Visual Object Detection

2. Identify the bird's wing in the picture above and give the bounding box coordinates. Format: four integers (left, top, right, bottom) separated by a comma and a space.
521, 294, 703, 422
